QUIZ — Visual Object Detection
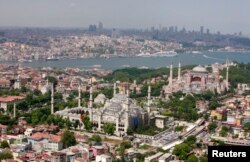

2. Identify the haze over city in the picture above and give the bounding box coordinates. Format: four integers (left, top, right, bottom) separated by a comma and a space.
1, 0, 250, 34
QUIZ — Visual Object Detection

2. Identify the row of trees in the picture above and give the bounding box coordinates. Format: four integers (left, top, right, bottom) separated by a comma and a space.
104, 66, 195, 83
61, 130, 77, 148
160, 93, 199, 121
221, 62, 250, 89
130, 82, 165, 98
173, 136, 207, 162
24, 107, 81, 129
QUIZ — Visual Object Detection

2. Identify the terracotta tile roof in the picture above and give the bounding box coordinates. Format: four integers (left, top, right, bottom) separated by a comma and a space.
28, 132, 61, 143
4, 159, 17, 162
0, 79, 10, 84
0, 96, 25, 102
0, 123, 7, 129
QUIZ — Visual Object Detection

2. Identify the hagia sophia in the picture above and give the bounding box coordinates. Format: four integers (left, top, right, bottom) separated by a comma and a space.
163, 60, 230, 98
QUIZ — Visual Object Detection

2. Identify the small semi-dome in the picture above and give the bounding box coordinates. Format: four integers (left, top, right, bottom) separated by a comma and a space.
192, 65, 207, 72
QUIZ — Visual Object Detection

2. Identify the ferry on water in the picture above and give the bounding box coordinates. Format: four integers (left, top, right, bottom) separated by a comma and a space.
46, 56, 59, 61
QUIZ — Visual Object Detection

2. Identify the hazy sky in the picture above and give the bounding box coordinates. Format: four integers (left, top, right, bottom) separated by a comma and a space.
1, 0, 250, 34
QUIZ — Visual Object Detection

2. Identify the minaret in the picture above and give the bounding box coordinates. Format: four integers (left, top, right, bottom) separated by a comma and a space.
125, 88, 130, 132
226, 59, 229, 90
126, 88, 130, 111
46, 78, 49, 86
13, 102, 16, 118
78, 84, 81, 107
15, 75, 21, 89
113, 82, 117, 96
147, 85, 151, 114
51, 83, 54, 114
89, 84, 93, 109
178, 60, 181, 81
89, 81, 93, 121
169, 62, 173, 91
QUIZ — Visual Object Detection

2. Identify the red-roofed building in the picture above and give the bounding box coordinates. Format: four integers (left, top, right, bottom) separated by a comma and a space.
51, 152, 66, 162
0, 79, 11, 89
1, 159, 17, 162
27, 132, 63, 151
0, 123, 7, 134
0, 96, 25, 111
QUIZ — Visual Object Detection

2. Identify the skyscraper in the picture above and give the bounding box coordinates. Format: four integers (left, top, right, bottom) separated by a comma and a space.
174, 26, 178, 33
98, 22, 103, 30
206, 29, 210, 35
200, 26, 204, 34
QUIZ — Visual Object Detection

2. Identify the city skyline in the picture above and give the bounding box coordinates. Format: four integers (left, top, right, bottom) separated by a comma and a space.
0, 0, 250, 35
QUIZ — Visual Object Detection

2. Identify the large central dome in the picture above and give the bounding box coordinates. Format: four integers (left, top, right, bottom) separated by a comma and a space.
192, 65, 207, 72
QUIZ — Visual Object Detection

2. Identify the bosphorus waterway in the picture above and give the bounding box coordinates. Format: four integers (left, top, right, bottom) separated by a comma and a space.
7, 52, 250, 70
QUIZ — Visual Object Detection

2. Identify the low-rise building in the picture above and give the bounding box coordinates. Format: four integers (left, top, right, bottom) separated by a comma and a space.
158, 153, 173, 162
0, 124, 7, 134
51, 152, 66, 162
155, 115, 167, 129
27, 132, 63, 151
96, 154, 112, 162
145, 152, 164, 162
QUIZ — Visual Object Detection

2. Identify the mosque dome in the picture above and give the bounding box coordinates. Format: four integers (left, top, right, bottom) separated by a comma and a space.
192, 65, 207, 72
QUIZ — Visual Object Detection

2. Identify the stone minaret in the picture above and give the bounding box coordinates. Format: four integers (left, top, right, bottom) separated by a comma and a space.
178, 60, 181, 81
15, 75, 21, 89
125, 88, 130, 132
226, 59, 229, 90
169, 62, 173, 91
78, 84, 81, 107
113, 82, 117, 96
13, 102, 16, 118
89, 82, 93, 121
147, 85, 151, 114
51, 83, 54, 114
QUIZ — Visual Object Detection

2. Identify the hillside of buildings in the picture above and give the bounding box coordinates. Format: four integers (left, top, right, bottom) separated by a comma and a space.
0, 61, 249, 161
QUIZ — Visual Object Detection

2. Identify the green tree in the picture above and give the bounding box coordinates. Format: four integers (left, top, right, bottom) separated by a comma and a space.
173, 143, 190, 160
45, 76, 58, 86
184, 135, 197, 146
33, 89, 42, 96
202, 90, 214, 101
103, 123, 115, 135
61, 130, 77, 148
199, 156, 208, 162
217, 140, 225, 146
187, 154, 198, 162
89, 135, 102, 143
64, 118, 72, 129
127, 127, 134, 135
175, 125, 184, 132
208, 121, 217, 133
220, 126, 229, 137
20, 86, 28, 93
100, 87, 113, 99
209, 100, 221, 110
243, 122, 250, 131
73, 120, 80, 130
0, 151, 13, 161
0, 140, 9, 148
82, 116, 92, 131
120, 141, 132, 149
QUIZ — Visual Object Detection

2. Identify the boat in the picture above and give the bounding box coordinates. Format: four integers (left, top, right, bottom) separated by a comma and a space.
46, 56, 59, 61
138, 66, 149, 69
100, 54, 111, 59
122, 65, 130, 68
192, 51, 202, 54
18, 59, 33, 63
151, 50, 178, 57
92, 64, 102, 68
136, 52, 151, 57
